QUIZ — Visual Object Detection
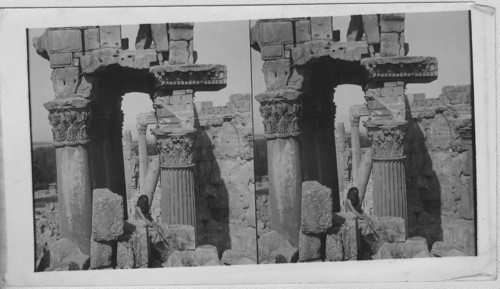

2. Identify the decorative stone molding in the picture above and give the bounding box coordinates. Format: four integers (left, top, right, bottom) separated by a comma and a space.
153, 127, 197, 168
361, 56, 438, 83
44, 98, 92, 147
256, 90, 303, 139
149, 64, 227, 91
364, 119, 407, 160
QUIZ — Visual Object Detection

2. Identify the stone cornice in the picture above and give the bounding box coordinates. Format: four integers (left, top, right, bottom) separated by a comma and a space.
361, 56, 438, 83
149, 64, 227, 92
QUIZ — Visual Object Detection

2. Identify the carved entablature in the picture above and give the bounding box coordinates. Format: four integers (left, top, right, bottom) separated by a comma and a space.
364, 119, 407, 160
255, 89, 303, 139
150, 64, 227, 92
153, 127, 197, 168
44, 97, 92, 147
361, 57, 438, 84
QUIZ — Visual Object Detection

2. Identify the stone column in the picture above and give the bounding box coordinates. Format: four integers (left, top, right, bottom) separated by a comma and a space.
122, 130, 133, 200
44, 97, 93, 254
137, 123, 148, 189
365, 119, 408, 223
334, 123, 346, 193
350, 115, 361, 184
256, 90, 302, 247
153, 127, 197, 227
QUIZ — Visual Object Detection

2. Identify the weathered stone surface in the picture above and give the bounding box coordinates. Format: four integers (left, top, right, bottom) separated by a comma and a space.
169, 40, 190, 64
403, 236, 429, 258
262, 58, 290, 90
371, 216, 406, 243
325, 213, 358, 261
258, 230, 298, 263
259, 21, 294, 45
373, 242, 405, 259
151, 24, 169, 52
48, 238, 90, 271
380, 32, 401, 57
413, 250, 434, 258
135, 24, 153, 50
261, 45, 284, 60
234, 257, 256, 265
84, 28, 100, 51
295, 20, 311, 43
49, 53, 73, 68
346, 15, 363, 42
221, 249, 254, 265
194, 244, 219, 266
158, 223, 196, 251
458, 176, 474, 220
48, 29, 82, 53
380, 18, 404, 32
90, 239, 113, 269
51, 67, 80, 98
292, 40, 369, 65
204, 259, 223, 266
301, 181, 333, 234
81, 48, 158, 74
92, 188, 124, 242
117, 221, 149, 269
100, 25, 122, 49
362, 14, 380, 44
169, 25, 194, 41
431, 241, 467, 257
298, 232, 322, 262
163, 250, 197, 267
311, 17, 333, 41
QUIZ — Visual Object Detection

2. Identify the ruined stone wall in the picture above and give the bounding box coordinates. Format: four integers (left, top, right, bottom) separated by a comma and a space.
34, 188, 60, 258
192, 94, 256, 259
405, 85, 474, 255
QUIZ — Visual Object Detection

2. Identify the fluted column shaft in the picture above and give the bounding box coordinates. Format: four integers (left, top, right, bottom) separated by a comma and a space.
44, 97, 93, 255
365, 120, 408, 227
350, 115, 361, 184
256, 90, 303, 247
137, 124, 148, 189
153, 128, 197, 227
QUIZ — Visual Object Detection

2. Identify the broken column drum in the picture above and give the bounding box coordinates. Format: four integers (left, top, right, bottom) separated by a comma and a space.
44, 97, 93, 255
256, 90, 303, 247
365, 119, 408, 222
154, 127, 197, 227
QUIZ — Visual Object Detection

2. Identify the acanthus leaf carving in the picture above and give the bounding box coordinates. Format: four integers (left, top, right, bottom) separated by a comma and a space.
259, 98, 302, 139
154, 129, 197, 168
365, 120, 407, 160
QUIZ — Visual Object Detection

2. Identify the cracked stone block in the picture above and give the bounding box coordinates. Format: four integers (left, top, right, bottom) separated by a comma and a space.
100, 26, 122, 49
151, 24, 169, 52
92, 188, 124, 242
49, 53, 73, 68
259, 21, 294, 45
301, 181, 333, 234
84, 28, 100, 51
261, 45, 284, 60
325, 212, 358, 261
169, 40, 190, 64
117, 220, 149, 268
48, 238, 90, 271
362, 14, 380, 44
258, 230, 298, 263
299, 232, 322, 262
295, 20, 311, 43
380, 32, 401, 57
311, 17, 333, 41
194, 244, 219, 266
48, 29, 82, 54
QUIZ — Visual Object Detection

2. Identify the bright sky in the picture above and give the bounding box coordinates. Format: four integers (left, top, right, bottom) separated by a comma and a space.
29, 11, 470, 141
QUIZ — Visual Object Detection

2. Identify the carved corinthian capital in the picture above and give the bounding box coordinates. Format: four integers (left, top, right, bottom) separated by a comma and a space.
153, 127, 197, 168
255, 89, 302, 139
44, 97, 91, 147
364, 119, 407, 160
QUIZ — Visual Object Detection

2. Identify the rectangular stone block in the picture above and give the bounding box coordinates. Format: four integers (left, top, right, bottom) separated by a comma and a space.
181, 94, 193, 104
92, 188, 124, 242
49, 53, 73, 68
90, 239, 113, 269
261, 45, 284, 60
299, 232, 322, 262
295, 20, 311, 43
301, 181, 333, 234
262, 58, 291, 91
169, 40, 189, 64
99, 25, 122, 49
311, 17, 333, 41
362, 14, 380, 44
151, 24, 169, 52
117, 221, 149, 268
51, 67, 80, 98
84, 28, 100, 51
325, 212, 358, 261
380, 32, 401, 57
381, 19, 405, 33
170, 94, 182, 105
169, 26, 194, 41
48, 29, 82, 53
259, 21, 294, 45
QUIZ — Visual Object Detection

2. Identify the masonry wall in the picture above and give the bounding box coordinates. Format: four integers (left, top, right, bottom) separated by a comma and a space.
34, 188, 60, 258
405, 85, 474, 255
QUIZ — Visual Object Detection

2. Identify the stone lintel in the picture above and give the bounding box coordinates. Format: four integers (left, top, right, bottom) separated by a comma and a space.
136, 112, 158, 126
361, 56, 438, 84
44, 97, 90, 111
292, 40, 370, 66
80, 48, 158, 74
255, 89, 302, 103
149, 64, 227, 91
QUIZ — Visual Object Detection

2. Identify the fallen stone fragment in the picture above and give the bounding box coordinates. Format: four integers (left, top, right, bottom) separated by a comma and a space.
117, 220, 149, 269
299, 232, 322, 262
194, 244, 219, 266
301, 181, 334, 234
92, 188, 124, 242
90, 238, 114, 269
258, 230, 298, 263
431, 241, 468, 257
48, 238, 90, 271
325, 212, 358, 261
413, 250, 434, 258
163, 250, 197, 267
221, 249, 255, 265
403, 236, 429, 258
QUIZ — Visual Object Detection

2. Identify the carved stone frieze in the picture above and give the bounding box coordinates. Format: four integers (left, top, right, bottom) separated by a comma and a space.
44, 98, 92, 147
153, 127, 197, 168
149, 64, 227, 91
364, 119, 407, 160
361, 56, 438, 83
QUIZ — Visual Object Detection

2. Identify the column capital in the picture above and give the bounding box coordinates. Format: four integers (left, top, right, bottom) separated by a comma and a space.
137, 123, 148, 135
364, 119, 407, 160
44, 97, 91, 147
255, 89, 303, 139
153, 127, 197, 168
349, 115, 361, 128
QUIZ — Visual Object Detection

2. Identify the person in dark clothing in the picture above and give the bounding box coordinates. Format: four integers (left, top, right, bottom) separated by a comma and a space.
135, 195, 154, 226
345, 187, 375, 234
